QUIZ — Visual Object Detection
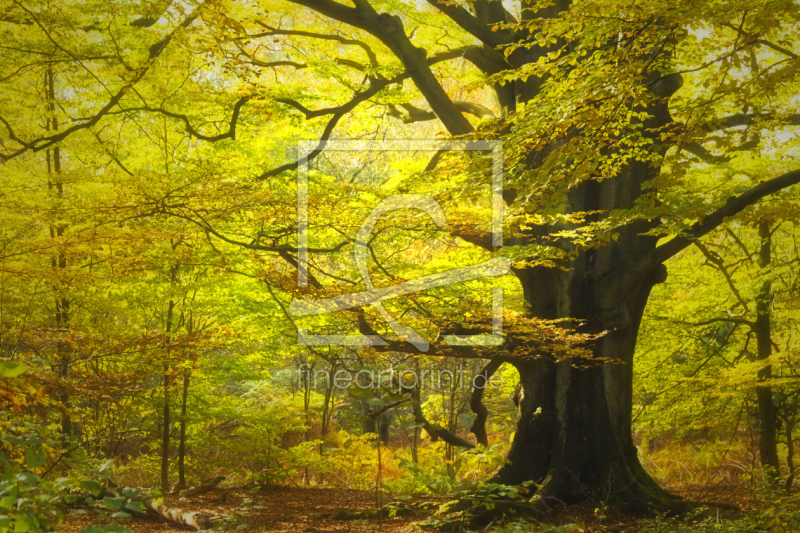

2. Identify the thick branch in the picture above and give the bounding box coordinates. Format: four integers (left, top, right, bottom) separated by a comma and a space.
423, 0, 510, 48
386, 101, 495, 123
625, 167, 800, 293
700, 113, 800, 132
249, 58, 308, 69
472, 0, 508, 28
683, 137, 759, 163
450, 225, 495, 251
248, 56, 365, 71
137, 496, 211, 531
131, 0, 174, 27
286, 0, 473, 135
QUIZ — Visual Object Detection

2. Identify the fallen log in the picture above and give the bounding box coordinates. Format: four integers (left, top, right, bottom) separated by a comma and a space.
178, 475, 226, 498
138, 496, 212, 531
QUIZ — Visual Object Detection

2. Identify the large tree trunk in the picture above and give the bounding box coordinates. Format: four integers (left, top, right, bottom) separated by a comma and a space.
494, 262, 681, 511
492, 96, 686, 512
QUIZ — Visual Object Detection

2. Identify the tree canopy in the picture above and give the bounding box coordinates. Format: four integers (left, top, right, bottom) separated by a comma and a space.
2, 0, 800, 531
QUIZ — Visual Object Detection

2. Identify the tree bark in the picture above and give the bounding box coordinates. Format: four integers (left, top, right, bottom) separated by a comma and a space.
755, 222, 780, 477
493, 261, 681, 512
490, 94, 687, 512
360, 399, 377, 435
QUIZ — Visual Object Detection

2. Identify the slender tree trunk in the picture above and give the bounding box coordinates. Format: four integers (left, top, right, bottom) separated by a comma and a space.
785, 413, 795, 489
470, 360, 503, 447
161, 370, 170, 491
302, 360, 313, 485
45, 68, 71, 443
755, 221, 780, 478
161, 276, 176, 491
377, 413, 390, 445
177, 368, 190, 488
411, 424, 420, 463
361, 400, 377, 435
412, 360, 420, 462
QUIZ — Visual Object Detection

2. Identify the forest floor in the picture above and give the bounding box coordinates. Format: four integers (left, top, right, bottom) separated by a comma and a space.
58, 486, 419, 533
55, 483, 773, 533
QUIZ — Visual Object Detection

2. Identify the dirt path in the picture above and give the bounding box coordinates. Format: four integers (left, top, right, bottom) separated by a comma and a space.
58, 486, 419, 533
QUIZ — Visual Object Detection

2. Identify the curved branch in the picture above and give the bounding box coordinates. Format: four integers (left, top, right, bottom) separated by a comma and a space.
248, 56, 366, 71
113, 97, 249, 141
254, 22, 379, 66
257, 46, 494, 180
249, 58, 308, 69
157, 207, 351, 254
258, 78, 391, 180
720, 22, 799, 60
687, 317, 756, 329
693, 241, 749, 312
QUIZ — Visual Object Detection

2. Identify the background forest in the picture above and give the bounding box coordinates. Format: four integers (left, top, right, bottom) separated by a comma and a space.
1, 0, 800, 532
